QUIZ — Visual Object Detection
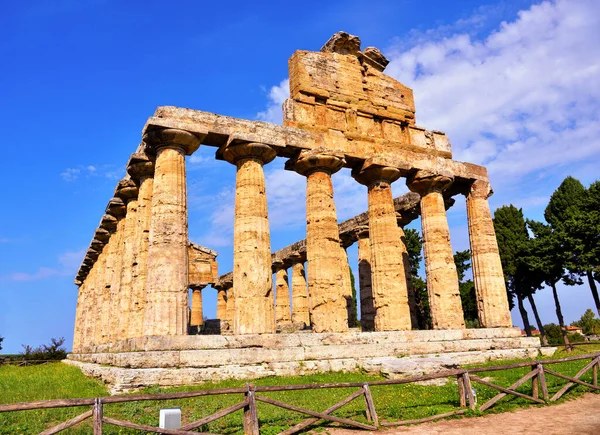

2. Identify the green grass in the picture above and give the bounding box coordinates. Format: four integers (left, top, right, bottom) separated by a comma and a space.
1, 345, 599, 434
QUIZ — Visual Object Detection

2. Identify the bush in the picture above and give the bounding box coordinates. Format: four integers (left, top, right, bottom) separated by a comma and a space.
543, 323, 585, 345
21, 337, 67, 361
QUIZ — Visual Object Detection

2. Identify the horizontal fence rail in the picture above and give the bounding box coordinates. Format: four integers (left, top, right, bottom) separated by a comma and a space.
1, 352, 599, 434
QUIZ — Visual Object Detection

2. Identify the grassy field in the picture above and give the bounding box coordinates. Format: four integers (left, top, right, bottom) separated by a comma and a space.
0, 345, 599, 434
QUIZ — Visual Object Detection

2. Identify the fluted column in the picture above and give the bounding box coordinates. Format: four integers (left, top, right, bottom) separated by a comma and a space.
397, 224, 419, 329
83, 244, 104, 349
216, 287, 228, 320
466, 180, 512, 327
290, 254, 310, 328
92, 216, 116, 345
340, 243, 357, 327
100, 199, 126, 344
225, 285, 235, 326
126, 153, 155, 338
273, 262, 291, 325
407, 170, 465, 329
89, 239, 110, 346
290, 149, 349, 333
143, 128, 203, 336
353, 163, 411, 331
356, 227, 375, 331
114, 180, 139, 341
223, 142, 276, 335
190, 287, 204, 327
72, 283, 86, 352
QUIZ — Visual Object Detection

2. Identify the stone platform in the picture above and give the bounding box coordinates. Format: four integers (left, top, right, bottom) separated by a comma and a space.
66, 328, 549, 393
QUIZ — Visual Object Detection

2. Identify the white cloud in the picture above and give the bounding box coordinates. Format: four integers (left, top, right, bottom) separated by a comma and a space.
6, 249, 85, 282
60, 164, 123, 182
385, 0, 600, 190
257, 79, 289, 124
60, 168, 81, 181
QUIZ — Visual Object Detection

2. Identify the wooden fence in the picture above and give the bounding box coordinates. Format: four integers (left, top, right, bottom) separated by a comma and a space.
1, 352, 599, 434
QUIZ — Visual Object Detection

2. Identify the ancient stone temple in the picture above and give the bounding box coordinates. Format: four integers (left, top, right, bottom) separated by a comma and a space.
68, 32, 546, 392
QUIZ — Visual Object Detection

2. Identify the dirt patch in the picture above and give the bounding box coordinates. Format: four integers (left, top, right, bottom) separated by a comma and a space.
325, 393, 600, 435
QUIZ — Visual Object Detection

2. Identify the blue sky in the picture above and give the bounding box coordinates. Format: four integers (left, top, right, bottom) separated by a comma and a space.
1, 0, 599, 353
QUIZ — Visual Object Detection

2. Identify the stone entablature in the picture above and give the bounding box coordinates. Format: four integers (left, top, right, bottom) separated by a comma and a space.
72, 31, 514, 353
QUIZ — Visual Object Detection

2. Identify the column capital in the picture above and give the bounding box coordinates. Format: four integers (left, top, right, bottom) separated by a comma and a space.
222, 142, 276, 166
100, 214, 118, 232
467, 179, 493, 199
90, 239, 106, 252
127, 152, 155, 181
287, 251, 307, 264
340, 233, 355, 249
406, 169, 454, 195
352, 162, 401, 187
272, 259, 289, 272
143, 128, 204, 156
286, 148, 346, 176
355, 225, 370, 240
94, 228, 110, 243
105, 197, 126, 219
115, 179, 138, 202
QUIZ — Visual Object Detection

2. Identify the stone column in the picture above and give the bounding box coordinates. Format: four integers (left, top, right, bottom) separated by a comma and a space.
397, 224, 420, 329
273, 262, 291, 326
114, 180, 139, 341
223, 142, 277, 335
126, 153, 154, 339
225, 285, 235, 326
356, 226, 375, 331
216, 287, 228, 320
340, 242, 357, 327
143, 128, 203, 336
290, 149, 350, 333
289, 254, 310, 328
407, 170, 465, 329
95, 200, 126, 345
353, 163, 412, 331
190, 286, 204, 327
72, 283, 86, 352
93, 215, 117, 345
466, 180, 512, 327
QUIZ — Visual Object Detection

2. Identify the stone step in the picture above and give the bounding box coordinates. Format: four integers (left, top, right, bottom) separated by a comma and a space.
70, 336, 541, 369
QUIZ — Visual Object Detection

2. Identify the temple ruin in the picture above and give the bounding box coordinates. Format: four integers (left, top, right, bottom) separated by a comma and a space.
68, 32, 545, 391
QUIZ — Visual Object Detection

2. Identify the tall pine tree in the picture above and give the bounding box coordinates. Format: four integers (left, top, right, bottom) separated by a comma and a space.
526, 220, 568, 345
546, 177, 600, 316
493, 205, 540, 337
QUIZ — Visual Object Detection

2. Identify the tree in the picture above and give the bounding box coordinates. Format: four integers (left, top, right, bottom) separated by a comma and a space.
546, 177, 600, 316
526, 220, 569, 346
348, 266, 358, 327
454, 250, 478, 327
404, 228, 429, 329
494, 205, 534, 336
20, 337, 67, 361
572, 309, 600, 335
0, 335, 3, 352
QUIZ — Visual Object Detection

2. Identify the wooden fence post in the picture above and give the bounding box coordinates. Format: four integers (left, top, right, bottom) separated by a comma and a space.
462, 373, 476, 411
243, 384, 259, 435
362, 384, 378, 427
537, 363, 549, 401
593, 358, 598, 387
457, 374, 466, 408
531, 364, 539, 399
93, 398, 103, 435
